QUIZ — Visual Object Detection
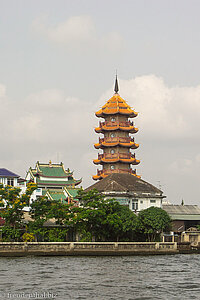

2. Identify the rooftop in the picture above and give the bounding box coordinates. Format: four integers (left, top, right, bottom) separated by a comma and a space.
85, 173, 162, 195
95, 94, 137, 117
0, 168, 19, 178
34, 161, 72, 178
163, 205, 200, 215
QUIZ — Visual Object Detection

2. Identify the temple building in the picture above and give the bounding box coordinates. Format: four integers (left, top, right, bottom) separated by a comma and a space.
93, 76, 140, 180
25, 161, 82, 204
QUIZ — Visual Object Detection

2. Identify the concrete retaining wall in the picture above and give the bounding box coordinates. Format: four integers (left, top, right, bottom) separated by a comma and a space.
0, 241, 191, 256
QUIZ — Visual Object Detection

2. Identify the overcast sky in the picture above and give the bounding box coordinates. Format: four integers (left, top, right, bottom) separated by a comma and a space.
0, 0, 200, 205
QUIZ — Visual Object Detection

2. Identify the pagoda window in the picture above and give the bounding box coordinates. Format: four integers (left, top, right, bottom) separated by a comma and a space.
110, 165, 115, 170
110, 149, 115, 154
111, 117, 116, 122
111, 133, 115, 138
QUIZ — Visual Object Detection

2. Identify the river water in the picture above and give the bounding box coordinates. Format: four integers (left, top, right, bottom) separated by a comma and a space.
0, 254, 199, 300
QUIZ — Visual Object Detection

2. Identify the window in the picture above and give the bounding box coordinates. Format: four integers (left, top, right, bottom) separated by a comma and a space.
7, 179, 14, 186
111, 133, 115, 138
150, 200, 156, 203
140, 200, 143, 204
132, 199, 138, 211
110, 149, 115, 154
110, 165, 115, 170
111, 117, 116, 122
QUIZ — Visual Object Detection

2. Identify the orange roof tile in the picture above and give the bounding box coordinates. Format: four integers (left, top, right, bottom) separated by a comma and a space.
96, 94, 137, 117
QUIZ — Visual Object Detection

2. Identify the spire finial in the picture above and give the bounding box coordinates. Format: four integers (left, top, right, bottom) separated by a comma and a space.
114, 71, 119, 94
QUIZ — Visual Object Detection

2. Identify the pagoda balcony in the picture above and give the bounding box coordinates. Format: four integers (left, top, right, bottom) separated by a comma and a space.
92, 168, 141, 180
95, 121, 138, 133
94, 136, 139, 149
93, 153, 140, 165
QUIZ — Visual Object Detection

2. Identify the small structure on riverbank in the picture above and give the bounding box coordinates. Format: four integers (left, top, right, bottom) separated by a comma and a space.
85, 173, 165, 212
181, 227, 200, 246
162, 204, 200, 232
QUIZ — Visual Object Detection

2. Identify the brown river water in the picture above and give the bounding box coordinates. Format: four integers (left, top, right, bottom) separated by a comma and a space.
0, 254, 199, 299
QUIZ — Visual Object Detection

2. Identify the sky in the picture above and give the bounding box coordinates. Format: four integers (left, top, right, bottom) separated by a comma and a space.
0, 0, 200, 205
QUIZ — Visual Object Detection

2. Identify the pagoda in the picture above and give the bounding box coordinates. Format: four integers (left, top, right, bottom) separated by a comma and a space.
93, 77, 140, 180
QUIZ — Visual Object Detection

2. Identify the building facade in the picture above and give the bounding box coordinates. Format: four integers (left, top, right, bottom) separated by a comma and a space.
93, 77, 140, 180
0, 168, 20, 187
85, 173, 165, 212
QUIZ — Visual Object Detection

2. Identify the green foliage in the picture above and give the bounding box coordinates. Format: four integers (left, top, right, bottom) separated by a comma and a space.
0, 183, 37, 241
22, 232, 35, 242
28, 197, 71, 241
0, 184, 172, 242
76, 189, 138, 241
137, 206, 172, 241
2, 226, 21, 242
46, 228, 68, 242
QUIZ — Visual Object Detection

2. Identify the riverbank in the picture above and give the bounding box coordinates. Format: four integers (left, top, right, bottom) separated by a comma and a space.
0, 241, 199, 256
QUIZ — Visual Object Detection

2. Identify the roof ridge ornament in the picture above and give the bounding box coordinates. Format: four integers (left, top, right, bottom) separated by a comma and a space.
114, 74, 119, 94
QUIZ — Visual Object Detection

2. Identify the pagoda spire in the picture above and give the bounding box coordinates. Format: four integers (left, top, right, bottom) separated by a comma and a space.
114, 74, 119, 94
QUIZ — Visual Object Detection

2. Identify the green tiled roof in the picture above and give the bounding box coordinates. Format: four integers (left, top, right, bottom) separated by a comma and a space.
36, 179, 81, 186
37, 163, 71, 178
49, 192, 66, 201
65, 188, 80, 198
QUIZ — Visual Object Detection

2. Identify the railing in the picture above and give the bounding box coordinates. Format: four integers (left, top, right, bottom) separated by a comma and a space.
99, 137, 135, 144
97, 168, 137, 176
99, 121, 134, 128
98, 153, 136, 160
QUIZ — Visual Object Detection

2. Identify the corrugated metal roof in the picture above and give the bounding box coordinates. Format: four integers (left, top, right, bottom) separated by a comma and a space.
163, 205, 200, 215
169, 214, 200, 221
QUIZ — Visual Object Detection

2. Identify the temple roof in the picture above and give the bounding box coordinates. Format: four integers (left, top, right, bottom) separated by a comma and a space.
85, 173, 162, 195
36, 178, 82, 187
34, 161, 73, 178
45, 187, 80, 203
47, 190, 67, 202
64, 187, 80, 199
27, 161, 82, 187
95, 94, 137, 118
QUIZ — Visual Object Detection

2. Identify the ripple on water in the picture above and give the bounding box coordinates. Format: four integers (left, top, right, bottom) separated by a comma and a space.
0, 254, 200, 299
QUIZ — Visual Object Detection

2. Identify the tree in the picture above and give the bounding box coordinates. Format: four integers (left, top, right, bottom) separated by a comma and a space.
0, 182, 37, 241
28, 197, 73, 241
77, 189, 138, 241
137, 206, 171, 242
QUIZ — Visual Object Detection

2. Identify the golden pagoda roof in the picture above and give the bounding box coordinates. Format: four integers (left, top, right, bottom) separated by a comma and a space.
92, 169, 141, 181
95, 121, 138, 134
95, 94, 138, 117
94, 137, 139, 149
93, 153, 140, 165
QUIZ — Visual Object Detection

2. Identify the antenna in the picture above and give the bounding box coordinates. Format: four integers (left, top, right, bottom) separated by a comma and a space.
157, 180, 162, 190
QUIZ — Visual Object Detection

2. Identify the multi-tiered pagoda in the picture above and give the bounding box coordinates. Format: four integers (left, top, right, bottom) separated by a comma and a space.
93, 77, 140, 180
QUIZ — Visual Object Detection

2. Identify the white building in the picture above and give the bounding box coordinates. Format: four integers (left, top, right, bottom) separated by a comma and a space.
85, 173, 165, 212
0, 168, 26, 193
